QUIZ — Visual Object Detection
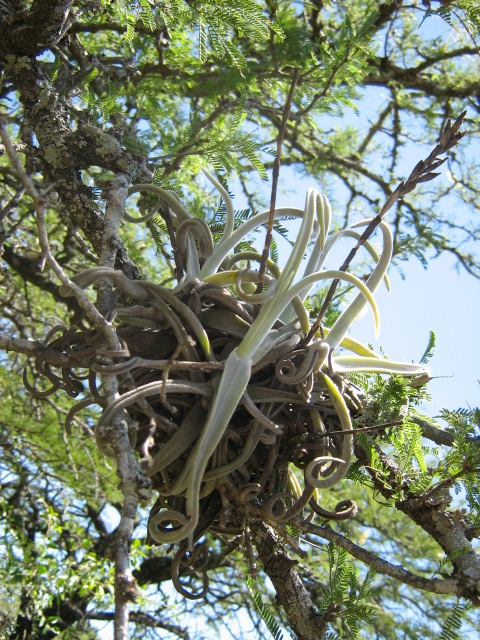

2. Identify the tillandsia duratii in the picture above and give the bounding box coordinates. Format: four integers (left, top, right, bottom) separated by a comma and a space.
26, 171, 430, 599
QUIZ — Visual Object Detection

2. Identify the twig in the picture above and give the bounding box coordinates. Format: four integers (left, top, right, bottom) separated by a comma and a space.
304, 111, 467, 345
85, 611, 191, 638
299, 520, 459, 596
255, 68, 300, 301
313, 419, 404, 438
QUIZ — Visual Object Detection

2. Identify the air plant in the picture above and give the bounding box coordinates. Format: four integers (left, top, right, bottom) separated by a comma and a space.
28, 169, 429, 598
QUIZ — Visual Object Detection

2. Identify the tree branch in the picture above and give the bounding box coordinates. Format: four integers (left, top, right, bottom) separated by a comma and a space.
0, 332, 76, 367
412, 415, 456, 447
94, 175, 152, 640
299, 520, 459, 596
0, 118, 120, 344
86, 611, 191, 639
2, 53, 147, 278
366, 57, 480, 100
354, 437, 480, 603
0, 0, 78, 60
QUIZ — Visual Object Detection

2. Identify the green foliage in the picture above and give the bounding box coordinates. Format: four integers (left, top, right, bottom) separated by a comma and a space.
78, 67, 126, 127
293, 7, 380, 116
391, 419, 427, 475
191, 0, 284, 72
146, 94, 275, 179
171, 104, 275, 178
318, 544, 377, 639
152, 169, 186, 198
345, 460, 372, 487
354, 368, 480, 525
108, 0, 283, 70
353, 374, 433, 495
437, 406, 480, 528
419, 329, 436, 364
0, 368, 118, 505
207, 130, 273, 179
147, 216, 167, 255
433, 547, 471, 580
0, 417, 115, 638
209, 190, 293, 258
439, 602, 472, 640
433, 1, 480, 40
111, 0, 156, 41
360, 372, 426, 424
245, 574, 287, 640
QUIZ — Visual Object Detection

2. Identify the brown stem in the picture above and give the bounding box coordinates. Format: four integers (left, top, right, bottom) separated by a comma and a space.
304, 111, 467, 345
255, 68, 300, 303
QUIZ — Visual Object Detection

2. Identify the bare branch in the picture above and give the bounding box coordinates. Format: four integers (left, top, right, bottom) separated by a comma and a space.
86, 610, 191, 639
304, 111, 467, 344
94, 175, 152, 640
256, 67, 300, 297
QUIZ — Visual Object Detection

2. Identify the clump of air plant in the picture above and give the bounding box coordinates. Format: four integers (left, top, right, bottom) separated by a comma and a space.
26, 171, 431, 598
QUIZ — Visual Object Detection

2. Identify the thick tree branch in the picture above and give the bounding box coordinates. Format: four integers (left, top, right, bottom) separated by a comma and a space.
412, 415, 456, 447
0, 0, 78, 60
251, 519, 329, 640
2, 52, 148, 277
354, 438, 480, 603
366, 57, 480, 100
